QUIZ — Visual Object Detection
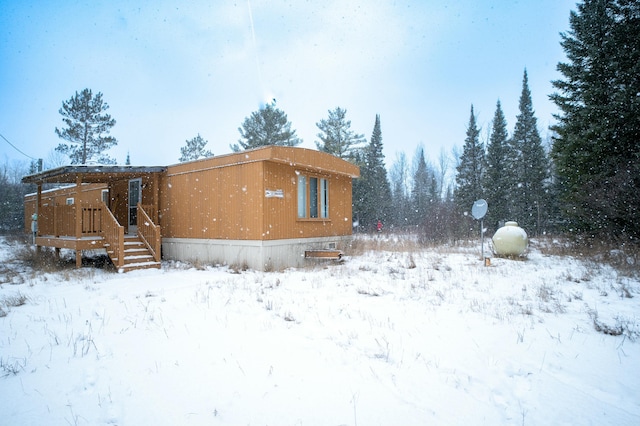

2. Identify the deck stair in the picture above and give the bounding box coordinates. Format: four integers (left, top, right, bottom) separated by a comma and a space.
105, 235, 161, 272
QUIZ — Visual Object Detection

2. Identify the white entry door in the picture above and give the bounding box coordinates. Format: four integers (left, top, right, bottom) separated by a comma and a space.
128, 178, 142, 235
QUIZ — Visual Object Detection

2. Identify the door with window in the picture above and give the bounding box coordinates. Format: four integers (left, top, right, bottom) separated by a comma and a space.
128, 178, 142, 234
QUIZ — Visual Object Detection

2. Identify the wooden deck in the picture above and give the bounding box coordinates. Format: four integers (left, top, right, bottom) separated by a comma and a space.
35, 235, 105, 251
34, 203, 161, 272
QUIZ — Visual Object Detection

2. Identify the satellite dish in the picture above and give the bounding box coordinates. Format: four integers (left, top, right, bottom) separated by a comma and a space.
471, 199, 488, 220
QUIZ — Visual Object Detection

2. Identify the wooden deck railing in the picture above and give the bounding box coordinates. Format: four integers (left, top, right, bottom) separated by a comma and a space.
81, 206, 102, 235
137, 204, 161, 262
101, 205, 125, 270
37, 204, 102, 238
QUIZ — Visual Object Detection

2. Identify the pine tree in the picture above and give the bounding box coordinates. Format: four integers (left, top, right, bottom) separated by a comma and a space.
353, 115, 392, 231
550, 0, 640, 240
454, 105, 485, 215
483, 100, 510, 231
315, 107, 365, 160
511, 70, 550, 235
54, 89, 117, 164
232, 103, 301, 151
179, 134, 214, 162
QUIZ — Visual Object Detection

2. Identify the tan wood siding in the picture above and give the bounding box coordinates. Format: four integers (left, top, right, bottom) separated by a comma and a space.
160, 147, 356, 241
24, 184, 107, 233
262, 163, 353, 240
160, 162, 265, 240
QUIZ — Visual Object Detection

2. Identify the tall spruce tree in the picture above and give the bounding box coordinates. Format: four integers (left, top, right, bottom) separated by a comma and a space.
353, 114, 392, 230
389, 152, 411, 228
510, 70, 550, 235
411, 147, 431, 226
315, 107, 365, 160
454, 105, 485, 215
550, 0, 640, 240
55, 89, 117, 164
232, 103, 301, 151
483, 100, 510, 231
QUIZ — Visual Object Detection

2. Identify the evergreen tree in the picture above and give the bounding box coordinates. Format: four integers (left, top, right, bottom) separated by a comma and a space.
454, 105, 485, 215
125, 152, 131, 165
315, 107, 365, 160
0, 161, 29, 231
179, 134, 214, 162
55, 89, 117, 164
411, 147, 431, 226
511, 70, 550, 235
483, 100, 510, 231
389, 152, 410, 228
351, 150, 366, 231
353, 115, 392, 230
232, 103, 301, 151
550, 0, 640, 240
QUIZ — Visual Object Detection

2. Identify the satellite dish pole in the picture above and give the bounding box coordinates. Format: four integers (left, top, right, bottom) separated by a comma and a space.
471, 199, 488, 262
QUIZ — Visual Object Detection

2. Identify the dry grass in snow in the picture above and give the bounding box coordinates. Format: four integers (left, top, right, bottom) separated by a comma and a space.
0, 234, 639, 425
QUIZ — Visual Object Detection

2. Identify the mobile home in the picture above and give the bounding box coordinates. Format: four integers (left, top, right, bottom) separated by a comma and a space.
23, 146, 359, 271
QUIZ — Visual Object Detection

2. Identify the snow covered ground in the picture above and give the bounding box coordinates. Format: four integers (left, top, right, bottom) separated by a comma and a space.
1, 235, 639, 425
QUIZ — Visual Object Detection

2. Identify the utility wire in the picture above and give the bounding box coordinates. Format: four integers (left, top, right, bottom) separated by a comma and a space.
0, 132, 38, 160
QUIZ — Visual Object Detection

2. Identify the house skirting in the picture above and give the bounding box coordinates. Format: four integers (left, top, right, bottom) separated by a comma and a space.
161, 236, 351, 271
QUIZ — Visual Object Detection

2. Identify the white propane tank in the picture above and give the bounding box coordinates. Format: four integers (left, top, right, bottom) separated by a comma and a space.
492, 221, 528, 256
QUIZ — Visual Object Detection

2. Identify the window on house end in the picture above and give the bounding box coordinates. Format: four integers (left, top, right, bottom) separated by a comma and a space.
297, 174, 329, 219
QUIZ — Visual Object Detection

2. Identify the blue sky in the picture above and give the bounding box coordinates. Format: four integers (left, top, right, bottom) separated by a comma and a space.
1, 0, 575, 171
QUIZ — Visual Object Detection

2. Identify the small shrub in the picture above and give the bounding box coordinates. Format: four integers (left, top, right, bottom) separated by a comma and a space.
587, 308, 640, 341
617, 281, 633, 299
536, 284, 566, 314
0, 357, 26, 377
357, 287, 381, 297
536, 284, 554, 303
570, 291, 583, 301
406, 253, 417, 269
519, 303, 534, 316
13, 245, 72, 273
229, 261, 249, 274
2, 292, 28, 308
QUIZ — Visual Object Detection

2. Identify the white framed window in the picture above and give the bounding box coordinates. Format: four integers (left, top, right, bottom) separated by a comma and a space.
297, 174, 329, 219
65, 198, 74, 205
101, 189, 109, 204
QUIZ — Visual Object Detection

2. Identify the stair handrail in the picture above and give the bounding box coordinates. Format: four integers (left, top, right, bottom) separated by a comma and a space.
101, 202, 125, 270
137, 203, 161, 263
